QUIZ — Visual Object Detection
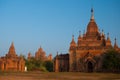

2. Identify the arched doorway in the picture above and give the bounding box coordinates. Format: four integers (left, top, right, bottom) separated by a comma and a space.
4, 63, 6, 70
87, 61, 93, 72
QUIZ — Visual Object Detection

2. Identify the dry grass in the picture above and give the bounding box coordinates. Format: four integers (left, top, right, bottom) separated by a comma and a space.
0, 71, 120, 80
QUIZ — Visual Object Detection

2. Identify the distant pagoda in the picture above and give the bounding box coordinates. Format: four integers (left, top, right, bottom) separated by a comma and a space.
0, 42, 25, 72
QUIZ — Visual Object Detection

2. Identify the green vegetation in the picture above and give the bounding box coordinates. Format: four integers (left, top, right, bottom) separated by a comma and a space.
24, 48, 120, 73
102, 49, 120, 72
43, 60, 53, 72
25, 58, 53, 72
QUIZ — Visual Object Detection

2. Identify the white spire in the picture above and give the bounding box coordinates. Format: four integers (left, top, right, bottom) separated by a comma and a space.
91, 8, 94, 21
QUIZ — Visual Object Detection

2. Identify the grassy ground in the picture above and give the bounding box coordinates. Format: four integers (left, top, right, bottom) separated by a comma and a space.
0, 71, 120, 80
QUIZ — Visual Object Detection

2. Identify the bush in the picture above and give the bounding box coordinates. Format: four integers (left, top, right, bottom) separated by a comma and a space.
25, 58, 53, 72
44, 61, 53, 72
102, 49, 120, 72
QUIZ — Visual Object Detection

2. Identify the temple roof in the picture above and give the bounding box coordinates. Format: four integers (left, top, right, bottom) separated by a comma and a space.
7, 42, 17, 57
86, 8, 99, 34
70, 35, 76, 46
38, 47, 43, 52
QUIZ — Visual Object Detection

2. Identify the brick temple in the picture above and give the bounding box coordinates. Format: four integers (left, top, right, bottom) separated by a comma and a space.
27, 47, 52, 61
54, 8, 120, 72
0, 42, 25, 72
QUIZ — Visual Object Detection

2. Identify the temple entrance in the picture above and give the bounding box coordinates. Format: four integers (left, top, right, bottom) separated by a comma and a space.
4, 63, 6, 70
87, 61, 93, 72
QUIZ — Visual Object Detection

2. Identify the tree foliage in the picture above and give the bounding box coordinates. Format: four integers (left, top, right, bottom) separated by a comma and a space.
102, 49, 120, 72
44, 61, 53, 72
25, 58, 53, 72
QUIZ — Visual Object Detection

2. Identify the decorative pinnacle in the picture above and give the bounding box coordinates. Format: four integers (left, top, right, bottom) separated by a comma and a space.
11, 42, 14, 46
57, 52, 58, 56
107, 33, 109, 36
114, 37, 118, 48
72, 35, 74, 40
115, 38, 116, 42
79, 31, 81, 36
107, 33, 110, 40
91, 8, 94, 20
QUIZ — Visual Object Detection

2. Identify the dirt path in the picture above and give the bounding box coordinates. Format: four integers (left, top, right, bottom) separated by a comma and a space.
0, 72, 120, 80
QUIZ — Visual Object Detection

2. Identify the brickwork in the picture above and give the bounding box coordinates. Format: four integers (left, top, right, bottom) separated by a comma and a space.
0, 42, 25, 72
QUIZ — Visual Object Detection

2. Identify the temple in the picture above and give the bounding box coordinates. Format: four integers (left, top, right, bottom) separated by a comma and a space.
35, 47, 46, 61
0, 42, 25, 72
54, 8, 120, 72
27, 47, 52, 61
54, 53, 69, 72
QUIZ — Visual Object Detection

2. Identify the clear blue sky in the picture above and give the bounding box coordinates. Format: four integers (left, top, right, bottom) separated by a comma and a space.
0, 0, 120, 57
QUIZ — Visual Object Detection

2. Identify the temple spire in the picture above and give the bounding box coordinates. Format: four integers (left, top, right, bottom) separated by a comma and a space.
107, 33, 110, 41
70, 35, 76, 51
90, 8, 94, 22
72, 35, 74, 41
79, 31, 81, 37
56, 52, 58, 56
7, 42, 17, 57
78, 30, 82, 40
102, 29, 104, 36
11, 42, 14, 47
114, 38, 118, 48
70, 35, 76, 46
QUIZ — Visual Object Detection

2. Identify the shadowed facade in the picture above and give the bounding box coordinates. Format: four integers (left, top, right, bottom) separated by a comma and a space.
54, 53, 69, 72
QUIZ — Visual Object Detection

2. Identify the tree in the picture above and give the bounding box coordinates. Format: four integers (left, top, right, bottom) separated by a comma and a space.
44, 60, 53, 72
26, 58, 52, 72
102, 49, 120, 72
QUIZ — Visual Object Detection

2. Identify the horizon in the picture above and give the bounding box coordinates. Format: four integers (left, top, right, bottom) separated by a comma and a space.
0, 0, 120, 58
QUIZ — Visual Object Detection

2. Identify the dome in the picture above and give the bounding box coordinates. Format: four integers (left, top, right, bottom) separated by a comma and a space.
38, 47, 43, 52
87, 21, 99, 33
